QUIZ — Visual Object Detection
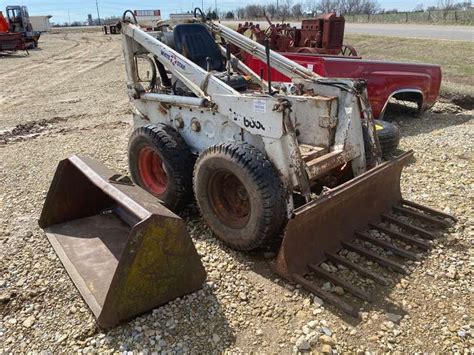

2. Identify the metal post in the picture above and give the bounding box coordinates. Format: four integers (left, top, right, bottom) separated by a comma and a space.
95, 0, 101, 25
264, 39, 272, 95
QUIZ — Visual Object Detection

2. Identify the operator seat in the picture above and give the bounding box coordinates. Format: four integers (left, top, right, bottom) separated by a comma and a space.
173, 23, 248, 92
173, 23, 224, 71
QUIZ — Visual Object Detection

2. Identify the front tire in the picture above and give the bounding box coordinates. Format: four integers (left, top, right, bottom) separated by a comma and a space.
193, 142, 287, 251
128, 124, 194, 211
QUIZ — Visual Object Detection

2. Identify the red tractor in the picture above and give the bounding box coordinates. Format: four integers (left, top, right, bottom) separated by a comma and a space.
0, 5, 40, 53
0, 10, 26, 53
236, 12, 357, 56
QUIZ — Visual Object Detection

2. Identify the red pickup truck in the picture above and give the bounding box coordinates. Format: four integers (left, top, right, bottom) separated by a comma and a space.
242, 52, 442, 119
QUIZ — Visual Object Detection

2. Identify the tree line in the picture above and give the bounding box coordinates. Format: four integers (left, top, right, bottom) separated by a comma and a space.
221, 0, 472, 20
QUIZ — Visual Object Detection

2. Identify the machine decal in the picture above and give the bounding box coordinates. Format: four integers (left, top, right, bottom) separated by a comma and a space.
160, 50, 186, 70
253, 99, 266, 113
244, 117, 265, 131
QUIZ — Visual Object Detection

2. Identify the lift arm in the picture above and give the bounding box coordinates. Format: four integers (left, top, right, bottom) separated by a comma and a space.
206, 21, 320, 82
120, 21, 239, 99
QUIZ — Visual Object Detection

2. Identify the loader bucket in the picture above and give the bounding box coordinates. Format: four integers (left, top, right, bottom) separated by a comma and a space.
274, 151, 455, 316
39, 155, 206, 328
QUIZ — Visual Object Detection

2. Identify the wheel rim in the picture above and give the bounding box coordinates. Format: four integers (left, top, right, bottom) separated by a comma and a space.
208, 170, 251, 229
138, 147, 168, 195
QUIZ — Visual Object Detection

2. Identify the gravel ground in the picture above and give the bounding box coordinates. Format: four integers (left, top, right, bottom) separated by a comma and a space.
0, 30, 472, 353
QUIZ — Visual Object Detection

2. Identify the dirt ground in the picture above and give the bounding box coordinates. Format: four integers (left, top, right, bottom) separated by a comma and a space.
0, 29, 472, 353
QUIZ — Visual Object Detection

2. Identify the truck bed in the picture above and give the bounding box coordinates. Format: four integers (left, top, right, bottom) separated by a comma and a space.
243, 52, 442, 119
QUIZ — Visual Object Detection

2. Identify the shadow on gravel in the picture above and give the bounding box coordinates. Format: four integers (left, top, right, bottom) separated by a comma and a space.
102, 289, 235, 352
442, 93, 474, 111
0, 51, 29, 58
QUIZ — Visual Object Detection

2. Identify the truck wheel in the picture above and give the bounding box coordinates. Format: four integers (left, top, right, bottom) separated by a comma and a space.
128, 124, 194, 211
374, 119, 400, 158
193, 142, 287, 251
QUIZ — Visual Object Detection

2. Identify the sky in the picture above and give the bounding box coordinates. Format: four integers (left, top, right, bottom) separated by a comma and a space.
1, 0, 441, 24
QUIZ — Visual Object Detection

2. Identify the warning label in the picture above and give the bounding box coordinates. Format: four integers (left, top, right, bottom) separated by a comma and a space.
253, 99, 266, 113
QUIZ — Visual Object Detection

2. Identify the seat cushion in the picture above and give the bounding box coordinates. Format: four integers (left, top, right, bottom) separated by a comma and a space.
173, 24, 224, 72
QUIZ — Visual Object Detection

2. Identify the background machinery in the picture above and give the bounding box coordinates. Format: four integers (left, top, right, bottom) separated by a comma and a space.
0, 10, 26, 52
236, 12, 357, 56
104, 9, 161, 35
4, 5, 40, 48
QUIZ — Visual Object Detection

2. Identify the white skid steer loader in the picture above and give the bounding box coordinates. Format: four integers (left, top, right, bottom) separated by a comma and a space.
116, 9, 455, 316
39, 9, 455, 325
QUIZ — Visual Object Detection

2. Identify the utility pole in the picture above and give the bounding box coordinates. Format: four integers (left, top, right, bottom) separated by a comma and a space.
201, 0, 204, 11
68, 10, 71, 25
95, 0, 101, 25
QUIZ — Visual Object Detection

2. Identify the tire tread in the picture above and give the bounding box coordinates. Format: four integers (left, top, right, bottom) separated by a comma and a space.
194, 141, 287, 250
128, 124, 194, 211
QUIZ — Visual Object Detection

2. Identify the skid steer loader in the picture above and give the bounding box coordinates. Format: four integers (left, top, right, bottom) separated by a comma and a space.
39, 9, 455, 325
116, 9, 455, 316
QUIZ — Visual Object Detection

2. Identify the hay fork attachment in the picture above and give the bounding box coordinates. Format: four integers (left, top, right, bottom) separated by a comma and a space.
274, 151, 456, 316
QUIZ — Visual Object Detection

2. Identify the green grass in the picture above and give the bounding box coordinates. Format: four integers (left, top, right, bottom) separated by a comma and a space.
345, 34, 474, 99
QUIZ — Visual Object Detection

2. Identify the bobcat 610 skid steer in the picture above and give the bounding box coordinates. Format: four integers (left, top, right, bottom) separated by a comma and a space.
39, 10, 455, 326
117, 9, 455, 316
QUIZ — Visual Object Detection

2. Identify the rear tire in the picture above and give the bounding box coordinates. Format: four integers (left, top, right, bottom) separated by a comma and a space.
128, 124, 194, 211
374, 119, 400, 158
193, 142, 287, 251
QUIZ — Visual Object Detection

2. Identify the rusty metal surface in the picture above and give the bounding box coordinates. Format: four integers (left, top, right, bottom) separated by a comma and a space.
39, 155, 207, 328
381, 213, 435, 239
0, 32, 26, 51
325, 252, 388, 286
369, 222, 431, 250
355, 230, 419, 260
305, 150, 351, 181
274, 151, 412, 279
321, 13, 345, 50
273, 151, 455, 316
235, 13, 353, 56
